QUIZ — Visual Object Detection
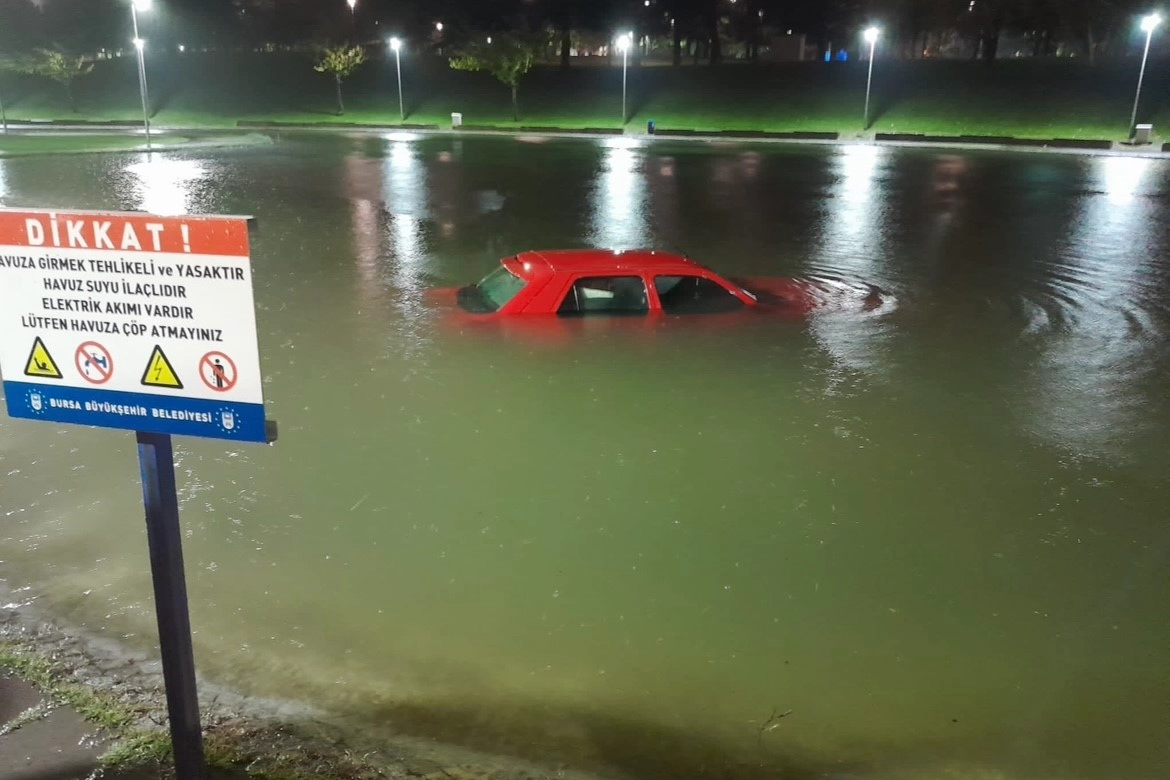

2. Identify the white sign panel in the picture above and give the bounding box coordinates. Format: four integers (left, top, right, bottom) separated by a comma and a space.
0, 208, 268, 442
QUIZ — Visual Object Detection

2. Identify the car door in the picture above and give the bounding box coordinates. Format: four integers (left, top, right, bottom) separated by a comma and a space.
651, 274, 747, 315
556, 275, 651, 316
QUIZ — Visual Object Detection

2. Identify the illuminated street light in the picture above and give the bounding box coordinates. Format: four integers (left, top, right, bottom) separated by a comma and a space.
130, 0, 152, 150
616, 32, 632, 125
1130, 13, 1162, 135
863, 26, 880, 130
435, 22, 443, 31
389, 37, 404, 122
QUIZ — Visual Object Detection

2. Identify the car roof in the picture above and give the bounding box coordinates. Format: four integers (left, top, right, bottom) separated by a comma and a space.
516, 249, 709, 276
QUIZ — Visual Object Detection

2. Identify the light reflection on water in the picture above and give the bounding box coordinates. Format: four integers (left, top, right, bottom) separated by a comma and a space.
125, 157, 208, 215
589, 137, 651, 249
807, 144, 893, 380
1022, 155, 1163, 460
0, 139, 1168, 780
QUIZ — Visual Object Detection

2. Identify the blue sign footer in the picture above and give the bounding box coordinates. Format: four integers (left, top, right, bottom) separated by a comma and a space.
3, 381, 267, 443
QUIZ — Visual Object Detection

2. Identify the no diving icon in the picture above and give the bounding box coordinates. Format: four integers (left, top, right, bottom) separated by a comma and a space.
200, 351, 237, 393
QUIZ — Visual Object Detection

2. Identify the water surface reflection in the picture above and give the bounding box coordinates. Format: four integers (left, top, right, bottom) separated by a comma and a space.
0, 137, 1168, 780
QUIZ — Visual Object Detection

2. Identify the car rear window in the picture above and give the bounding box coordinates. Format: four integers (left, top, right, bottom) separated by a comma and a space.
458, 264, 528, 313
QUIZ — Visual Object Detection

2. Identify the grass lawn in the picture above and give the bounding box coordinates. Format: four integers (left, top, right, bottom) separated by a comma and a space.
0, 51, 1166, 141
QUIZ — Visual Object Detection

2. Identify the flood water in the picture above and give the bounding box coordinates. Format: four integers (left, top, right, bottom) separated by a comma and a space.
1, 135, 1168, 780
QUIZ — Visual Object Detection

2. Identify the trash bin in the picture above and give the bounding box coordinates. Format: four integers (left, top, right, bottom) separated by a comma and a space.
1134, 123, 1153, 144
647, 119, 656, 135
451, 112, 463, 129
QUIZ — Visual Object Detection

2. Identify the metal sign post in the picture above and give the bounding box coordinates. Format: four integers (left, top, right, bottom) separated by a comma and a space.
0, 208, 275, 780
138, 430, 204, 779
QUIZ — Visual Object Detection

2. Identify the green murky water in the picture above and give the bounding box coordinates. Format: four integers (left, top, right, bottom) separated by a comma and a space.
2, 135, 1168, 779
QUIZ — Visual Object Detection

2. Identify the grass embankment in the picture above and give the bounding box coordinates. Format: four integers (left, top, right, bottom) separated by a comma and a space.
0, 131, 274, 156
0, 52, 1166, 140
0, 640, 377, 779
0, 133, 148, 155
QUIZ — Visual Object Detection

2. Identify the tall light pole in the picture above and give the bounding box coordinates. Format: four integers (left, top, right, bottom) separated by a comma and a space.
863, 26, 880, 131
390, 37, 404, 122
1130, 13, 1162, 135
616, 32, 632, 126
347, 0, 357, 39
131, 0, 152, 151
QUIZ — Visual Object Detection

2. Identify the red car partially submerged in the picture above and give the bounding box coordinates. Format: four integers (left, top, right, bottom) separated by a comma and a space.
451, 249, 880, 318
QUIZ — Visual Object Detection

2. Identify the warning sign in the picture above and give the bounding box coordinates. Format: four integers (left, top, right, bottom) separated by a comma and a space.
0, 207, 267, 442
75, 341, 114, 385
142, 345, 183, 389
24, 337, 63, 379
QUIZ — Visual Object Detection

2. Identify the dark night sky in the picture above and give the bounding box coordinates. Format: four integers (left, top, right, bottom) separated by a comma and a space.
0, 0, 1150, 56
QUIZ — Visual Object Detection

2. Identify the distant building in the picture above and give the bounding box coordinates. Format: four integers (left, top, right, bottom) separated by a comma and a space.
761, 32, 818, 61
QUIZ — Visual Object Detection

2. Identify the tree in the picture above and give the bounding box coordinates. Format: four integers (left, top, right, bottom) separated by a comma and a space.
545, 0, 618, 68
448, 35, 542, 121
235, 0, 347, 46
546, 0, 576, 68
0, 0, 45, 55
1058, 0, 1138, 64
37, 0, 121, 54
313, 45, 366, 115
25, 49, 94, 112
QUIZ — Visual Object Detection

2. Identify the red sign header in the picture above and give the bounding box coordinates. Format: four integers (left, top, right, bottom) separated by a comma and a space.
0, 209, 250, 257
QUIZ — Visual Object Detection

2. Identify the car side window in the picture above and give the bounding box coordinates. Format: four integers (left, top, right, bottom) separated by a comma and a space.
558, 276, 649, 316
655, 275, 745, 314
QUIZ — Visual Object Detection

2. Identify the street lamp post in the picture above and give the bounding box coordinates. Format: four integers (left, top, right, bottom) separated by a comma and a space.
131, 0, 152, 150
617, 32, 632, 126
1130, 13, 1162, 135
347, 0, 357, 39
390, 37, 404, 122
863, 27, 880, 131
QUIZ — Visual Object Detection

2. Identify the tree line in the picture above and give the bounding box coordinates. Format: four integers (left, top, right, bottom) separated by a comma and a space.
0, 0, 1155, 65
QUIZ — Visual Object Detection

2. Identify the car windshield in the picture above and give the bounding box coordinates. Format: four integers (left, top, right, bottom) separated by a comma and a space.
724, 275, 758, 301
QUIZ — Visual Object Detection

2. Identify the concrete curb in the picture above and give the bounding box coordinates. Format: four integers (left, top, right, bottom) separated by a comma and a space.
872, 131, 1113, 151
2, 120, 1167, 158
